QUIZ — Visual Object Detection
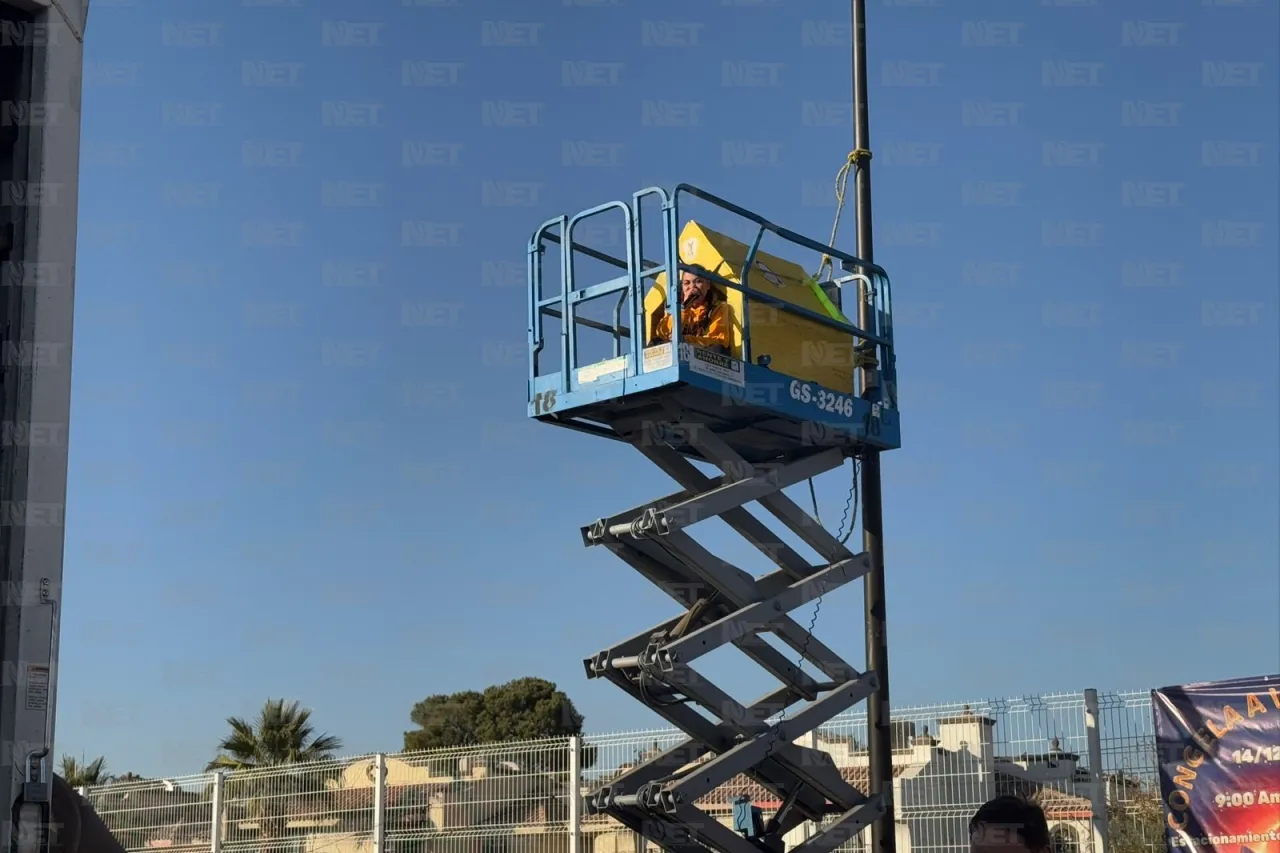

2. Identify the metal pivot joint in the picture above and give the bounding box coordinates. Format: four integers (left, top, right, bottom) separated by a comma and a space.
579, 412, 887, 853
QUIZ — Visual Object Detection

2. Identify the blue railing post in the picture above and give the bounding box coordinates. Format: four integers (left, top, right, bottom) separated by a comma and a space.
631, 186, 673, 376
613, 208, 637, 360
878, 271, 897, 409
527, 237, 539, 386
663, 197, 680, 348
527, 217, 565, 393
558, 220, 572, 395
560, 202, 636, 392
739, 225, 768, 366
629, 197, 645, 371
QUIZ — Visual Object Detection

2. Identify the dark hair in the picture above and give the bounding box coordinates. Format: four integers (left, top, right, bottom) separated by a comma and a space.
679, 263, 726, 336
969, 796, 1051, 852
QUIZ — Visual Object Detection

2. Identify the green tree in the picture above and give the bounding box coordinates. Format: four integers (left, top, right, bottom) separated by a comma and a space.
59, 755, 112, 788
82, 773, 185, 850
404, 677, 595, 770
207, 699, 344, 841
399, 678, 593, 853
1107, 780, 1168, 853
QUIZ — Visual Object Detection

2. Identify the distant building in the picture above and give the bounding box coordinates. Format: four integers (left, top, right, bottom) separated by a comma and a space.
103, 711, 1102, 853
587, 708, 1099, 853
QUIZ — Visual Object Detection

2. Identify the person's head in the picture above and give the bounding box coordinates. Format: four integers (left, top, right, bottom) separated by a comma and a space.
969, 796, 1051, 853
679, 264, 715, 307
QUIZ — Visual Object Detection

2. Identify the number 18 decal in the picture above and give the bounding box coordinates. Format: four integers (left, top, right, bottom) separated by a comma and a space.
532, 390, 557, 414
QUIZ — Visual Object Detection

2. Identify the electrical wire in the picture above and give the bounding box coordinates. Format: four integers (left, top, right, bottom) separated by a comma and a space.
636, 671, 689, 708
807, 478, 823, 527
763, 455, 861, 781
632, 531, 716, 713
651, 370, 865, 820
806, 454, 861, 546
760, 145, 871, 787
836, 457, 861, 546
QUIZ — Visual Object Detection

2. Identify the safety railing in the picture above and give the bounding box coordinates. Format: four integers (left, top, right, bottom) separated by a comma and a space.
670, 184, 897, 407
527, 184, 897, 407
84, 689, 1163, 853
527, 191, 661, 397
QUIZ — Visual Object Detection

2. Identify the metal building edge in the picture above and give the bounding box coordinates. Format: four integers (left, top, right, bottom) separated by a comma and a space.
1, 1, 88, 852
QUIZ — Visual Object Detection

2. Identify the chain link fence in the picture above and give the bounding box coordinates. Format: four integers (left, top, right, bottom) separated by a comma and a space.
82, 689, 1166, 853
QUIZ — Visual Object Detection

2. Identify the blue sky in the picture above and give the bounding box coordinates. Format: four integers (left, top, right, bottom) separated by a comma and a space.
58, 0, 1278, 777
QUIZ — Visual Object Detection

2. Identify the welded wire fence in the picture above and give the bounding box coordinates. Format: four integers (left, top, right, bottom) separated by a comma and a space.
82, 689, 1164, 853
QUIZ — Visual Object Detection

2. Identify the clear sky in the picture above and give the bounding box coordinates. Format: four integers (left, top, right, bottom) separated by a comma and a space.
57, 0, 1278, 777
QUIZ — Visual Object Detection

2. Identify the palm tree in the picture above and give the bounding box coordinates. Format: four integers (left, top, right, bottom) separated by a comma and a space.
59, 755, 113, 788
206, 699, 344, 842
207, 698, 343, 770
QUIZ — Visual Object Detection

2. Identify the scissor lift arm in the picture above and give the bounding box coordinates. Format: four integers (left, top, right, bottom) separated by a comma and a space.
579, 404, 888, 853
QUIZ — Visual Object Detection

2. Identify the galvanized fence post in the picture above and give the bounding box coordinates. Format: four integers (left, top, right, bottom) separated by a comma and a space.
210, 771, 225, 853
804, 730, 819, 843
1083, 689, 1109, 853
373, 753, 388, 853
61, 687, 1161, 853
568, 736, 582, 853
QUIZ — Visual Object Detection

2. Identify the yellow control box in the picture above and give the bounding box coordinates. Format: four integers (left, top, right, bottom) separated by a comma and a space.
642, 221, 854, 394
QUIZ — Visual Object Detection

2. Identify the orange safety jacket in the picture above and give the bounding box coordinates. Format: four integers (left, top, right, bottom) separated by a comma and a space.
651, 301, 732, 352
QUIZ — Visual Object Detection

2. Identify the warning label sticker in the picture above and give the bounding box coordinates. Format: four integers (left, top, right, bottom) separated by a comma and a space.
576, 355, 628, 385
26, 665, 49, 711
643, 344, 673, 373
683, 345, 745, 387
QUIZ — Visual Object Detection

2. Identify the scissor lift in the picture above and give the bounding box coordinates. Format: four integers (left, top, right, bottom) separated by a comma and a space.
528, 185, 900, 853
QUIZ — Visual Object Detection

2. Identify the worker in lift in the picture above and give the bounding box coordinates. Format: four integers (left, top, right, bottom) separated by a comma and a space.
649, 263, 732, 354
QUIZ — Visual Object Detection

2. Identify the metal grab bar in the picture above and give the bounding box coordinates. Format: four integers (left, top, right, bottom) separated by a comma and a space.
674, 183, 889, 279
542, 307, 631, 339
527, 215, 567, 383
564, 201, 635, 388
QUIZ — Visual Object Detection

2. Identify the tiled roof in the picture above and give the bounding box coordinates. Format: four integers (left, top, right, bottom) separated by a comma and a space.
600, 764, 911, 812
994, 772, 1094, 819
588, 761, 1093, 820
578, 765, 907, 828
330, 782, 448, 811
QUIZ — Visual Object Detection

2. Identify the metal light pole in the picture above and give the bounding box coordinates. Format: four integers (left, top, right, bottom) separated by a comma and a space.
851, 2, 897, 853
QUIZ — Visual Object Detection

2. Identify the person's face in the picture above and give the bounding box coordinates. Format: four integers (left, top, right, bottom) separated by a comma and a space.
680, 271, 710, 305
970, 825, 1043, 853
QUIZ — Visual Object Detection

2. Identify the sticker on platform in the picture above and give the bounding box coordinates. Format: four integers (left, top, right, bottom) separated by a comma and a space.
754, 259, 783, 287
643, 344, 673, 373
577, 355, 628, 385
684, 345, 745, 387
25, 665, 49, 711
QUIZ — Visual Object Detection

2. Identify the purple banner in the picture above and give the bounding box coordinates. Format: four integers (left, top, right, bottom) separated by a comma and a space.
1151, 674, 1280, 853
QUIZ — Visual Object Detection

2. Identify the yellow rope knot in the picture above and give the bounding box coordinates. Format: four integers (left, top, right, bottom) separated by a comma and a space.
815, 148, 873, 283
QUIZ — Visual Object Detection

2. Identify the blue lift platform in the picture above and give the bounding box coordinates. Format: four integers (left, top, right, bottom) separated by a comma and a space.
529, 185, 899, 466
528, 185, 900, 853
